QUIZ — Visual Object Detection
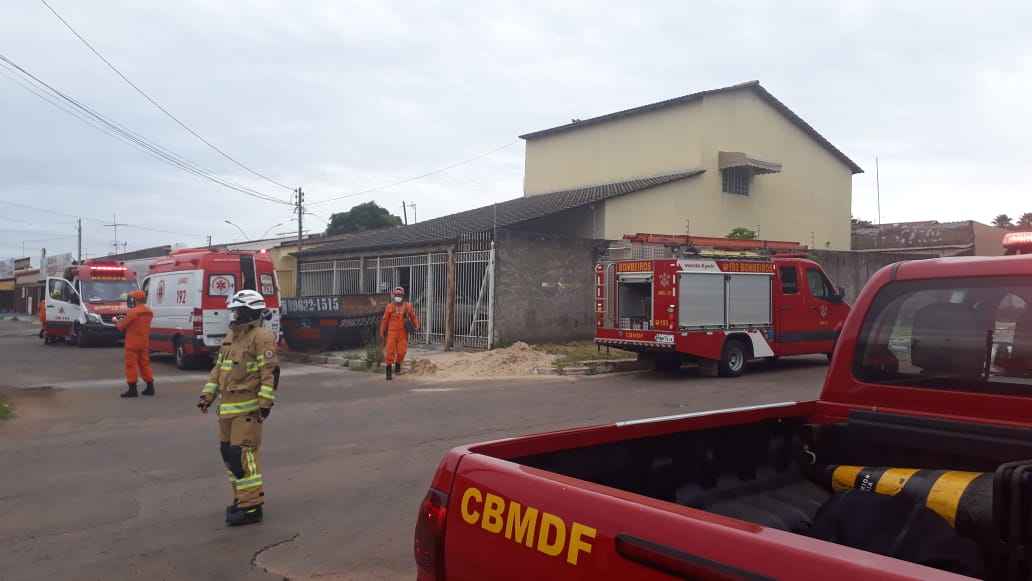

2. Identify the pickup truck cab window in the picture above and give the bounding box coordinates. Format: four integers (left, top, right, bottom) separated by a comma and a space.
854, 276, 1032, 394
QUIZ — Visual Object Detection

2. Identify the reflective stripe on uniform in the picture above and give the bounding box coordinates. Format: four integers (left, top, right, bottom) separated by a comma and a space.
220, 359, 234, 371
256, 354, 266, 368
245, 361, 259, 372
246, 449, 257, 474
218, 399, 260, 415
236, 474, 263, 490
202, 382, 218, 395
258, 385, 276, 400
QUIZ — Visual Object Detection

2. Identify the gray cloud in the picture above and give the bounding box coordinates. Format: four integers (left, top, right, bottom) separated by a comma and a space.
2, 0, 1030, 260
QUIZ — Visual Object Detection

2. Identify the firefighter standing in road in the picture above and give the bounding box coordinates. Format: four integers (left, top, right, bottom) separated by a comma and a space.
116, 289, 154, 398
197, 290, 278, 526
380, 286, 419, 381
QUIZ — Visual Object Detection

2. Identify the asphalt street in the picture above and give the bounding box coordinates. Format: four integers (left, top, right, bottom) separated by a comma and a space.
0, 319, 831, 580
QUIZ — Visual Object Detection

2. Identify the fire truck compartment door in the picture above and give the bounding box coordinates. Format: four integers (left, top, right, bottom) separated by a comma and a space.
727, 274, 772, 326
678, 273, 725, 327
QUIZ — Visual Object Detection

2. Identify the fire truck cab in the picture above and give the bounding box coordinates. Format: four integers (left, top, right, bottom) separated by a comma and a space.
143, 248, 281, 369
595, 235, 850, 376
42, 260, 139, 346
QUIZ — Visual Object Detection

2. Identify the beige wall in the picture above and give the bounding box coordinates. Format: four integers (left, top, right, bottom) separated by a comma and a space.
268, 245, 297, 297
525, 89, 855, 250
973, 222, 1007, 256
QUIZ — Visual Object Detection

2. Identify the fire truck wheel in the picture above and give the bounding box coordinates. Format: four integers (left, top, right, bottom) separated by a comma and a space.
718, 339, 748, 377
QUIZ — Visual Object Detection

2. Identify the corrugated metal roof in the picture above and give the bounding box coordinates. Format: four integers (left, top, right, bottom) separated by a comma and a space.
519, 80, 863, 175
303, 169, 704, 256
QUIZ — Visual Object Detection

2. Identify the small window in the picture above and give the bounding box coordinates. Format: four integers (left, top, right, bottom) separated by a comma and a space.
780, 265, 798, 294
208, 274, 236, 297
854, 276, 1032, 395
721, 167, 752, 195
806, 268, 835, 300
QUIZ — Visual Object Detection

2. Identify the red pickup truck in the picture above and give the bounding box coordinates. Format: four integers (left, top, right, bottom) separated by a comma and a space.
415, 254, 1032, 580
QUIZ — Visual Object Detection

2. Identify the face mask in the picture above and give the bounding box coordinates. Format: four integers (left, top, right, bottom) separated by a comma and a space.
393, 296, 403, 303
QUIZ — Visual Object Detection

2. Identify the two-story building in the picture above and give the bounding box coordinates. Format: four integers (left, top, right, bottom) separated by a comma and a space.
520, 80, 862, 249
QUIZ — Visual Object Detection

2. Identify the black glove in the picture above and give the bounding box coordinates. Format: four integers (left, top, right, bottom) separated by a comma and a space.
260, 407, 271, 420
197, 397, 211, 414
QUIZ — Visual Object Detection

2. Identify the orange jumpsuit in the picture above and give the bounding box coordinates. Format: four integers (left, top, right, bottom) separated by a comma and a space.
116, 290, 154, 384
379, 301, 419, 365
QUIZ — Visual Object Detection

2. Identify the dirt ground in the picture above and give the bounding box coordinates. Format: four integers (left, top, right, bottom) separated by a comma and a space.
407, 341, 557, 379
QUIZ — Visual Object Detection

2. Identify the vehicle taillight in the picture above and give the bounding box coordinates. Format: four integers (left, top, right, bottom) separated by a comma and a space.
192, 308, 203, 336
414, 487, 448, 581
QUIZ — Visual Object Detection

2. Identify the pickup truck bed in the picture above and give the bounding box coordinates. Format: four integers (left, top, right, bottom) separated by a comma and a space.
420, 401, 1032, 580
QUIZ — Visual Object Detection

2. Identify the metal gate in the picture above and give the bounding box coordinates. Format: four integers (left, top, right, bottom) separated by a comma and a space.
299, 248, 494, 349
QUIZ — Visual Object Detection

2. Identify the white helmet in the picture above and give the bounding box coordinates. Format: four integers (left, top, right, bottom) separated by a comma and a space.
227, 289, 266, 311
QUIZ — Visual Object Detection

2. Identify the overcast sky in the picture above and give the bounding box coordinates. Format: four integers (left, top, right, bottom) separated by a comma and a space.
2, 0, 1030, 261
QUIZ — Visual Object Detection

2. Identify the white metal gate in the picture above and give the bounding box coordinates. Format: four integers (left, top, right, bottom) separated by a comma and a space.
299, 249, 494, 349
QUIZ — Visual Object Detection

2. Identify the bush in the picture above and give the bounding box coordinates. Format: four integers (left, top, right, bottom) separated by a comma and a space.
0, 400, 12, 420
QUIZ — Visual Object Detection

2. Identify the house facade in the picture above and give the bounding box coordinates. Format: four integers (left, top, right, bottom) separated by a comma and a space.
521, 81, 862, 249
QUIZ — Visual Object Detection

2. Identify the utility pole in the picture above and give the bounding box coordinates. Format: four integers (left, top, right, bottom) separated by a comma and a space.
207, 234, 212, 248
76, 217, 82, 262
402, 200, 409, 225
295, 187, 304, 296
408, 202, 417, 224
104, 214, 127, 256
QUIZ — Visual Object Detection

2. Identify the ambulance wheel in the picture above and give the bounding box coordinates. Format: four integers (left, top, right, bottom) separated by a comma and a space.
73, 324, 92, 348
175, 339, 195, 370
718, 340, 748, 377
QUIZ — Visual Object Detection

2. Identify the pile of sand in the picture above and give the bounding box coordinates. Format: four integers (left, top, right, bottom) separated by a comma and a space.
408, 341, 556, 379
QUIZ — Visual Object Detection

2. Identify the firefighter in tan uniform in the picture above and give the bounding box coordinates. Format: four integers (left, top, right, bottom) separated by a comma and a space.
197, 290, 278, 526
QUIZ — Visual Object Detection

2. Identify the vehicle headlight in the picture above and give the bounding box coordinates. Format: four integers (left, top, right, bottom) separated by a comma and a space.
86, 312, 102, 323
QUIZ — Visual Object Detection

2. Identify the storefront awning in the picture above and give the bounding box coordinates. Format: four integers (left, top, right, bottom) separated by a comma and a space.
719, 151, 782, 175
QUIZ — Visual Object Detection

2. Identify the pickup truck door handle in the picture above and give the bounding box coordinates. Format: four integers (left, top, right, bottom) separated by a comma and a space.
615, 534, 776, 581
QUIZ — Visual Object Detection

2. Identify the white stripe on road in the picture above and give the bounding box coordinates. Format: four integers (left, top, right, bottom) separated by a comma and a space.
19, 364, 336, 390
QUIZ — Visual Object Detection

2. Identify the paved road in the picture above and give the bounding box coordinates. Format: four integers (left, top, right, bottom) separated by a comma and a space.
0, 320, 831, 580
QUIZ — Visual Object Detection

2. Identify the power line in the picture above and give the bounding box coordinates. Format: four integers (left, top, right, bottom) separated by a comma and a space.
0, 53, 292, 207
0, 199, 207, 240
37, 0, 295, 194
308, 140, 519, 207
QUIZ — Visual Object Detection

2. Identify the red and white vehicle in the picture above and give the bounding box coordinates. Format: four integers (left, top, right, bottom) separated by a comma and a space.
595, 235, 850, 376
143, 248, 281, 369
43, 260, 139, 346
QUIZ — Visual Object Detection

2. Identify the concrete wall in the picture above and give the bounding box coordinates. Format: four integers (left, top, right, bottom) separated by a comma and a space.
809, 250, 932, 303
493, 229, 603, 344
523, 88, 856, 249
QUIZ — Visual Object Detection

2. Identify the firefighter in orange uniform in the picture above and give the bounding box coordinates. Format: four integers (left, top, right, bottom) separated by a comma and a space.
380, 286, 419, 380
116, 289, 155, 398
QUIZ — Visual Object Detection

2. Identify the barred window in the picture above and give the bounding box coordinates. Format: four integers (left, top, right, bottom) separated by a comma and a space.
721, 167, 752, 195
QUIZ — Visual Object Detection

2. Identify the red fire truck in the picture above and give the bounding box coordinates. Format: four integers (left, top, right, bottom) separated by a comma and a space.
1004, 231, 1032, 255
42, 260, 139, 346
595, 235, 850, 376
143, 248, 281, 369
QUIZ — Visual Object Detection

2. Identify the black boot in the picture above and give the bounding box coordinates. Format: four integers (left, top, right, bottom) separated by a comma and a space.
394, 362, 401, 374
225, 502, 238, 523
120, 382, 138, 398
227, 505, 263, 526
386, 364, 393, 381
141, 381, 155, 396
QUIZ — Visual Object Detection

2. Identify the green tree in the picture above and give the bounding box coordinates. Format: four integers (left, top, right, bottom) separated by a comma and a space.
993, 214, 1014, 229
727, 227, 758, 240
1017, 213, 1032, 229
326, 202, 403, 236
